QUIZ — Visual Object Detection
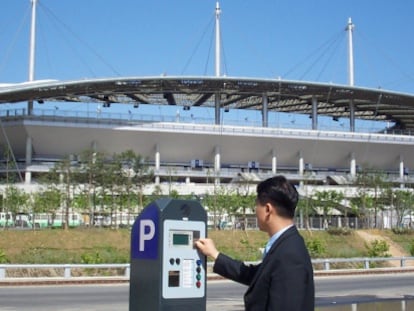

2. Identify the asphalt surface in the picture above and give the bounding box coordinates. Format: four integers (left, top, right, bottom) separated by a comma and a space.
0, 274, 413, 310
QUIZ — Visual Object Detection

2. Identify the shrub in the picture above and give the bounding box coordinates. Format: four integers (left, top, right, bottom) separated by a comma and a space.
305, 238, 326, 258
81, 252, 102, 264
410, 240, 414, 256
326, 227, 352, 236
392, 227, 413, 235
0, 249, 8, 263
365, 239, 390, 258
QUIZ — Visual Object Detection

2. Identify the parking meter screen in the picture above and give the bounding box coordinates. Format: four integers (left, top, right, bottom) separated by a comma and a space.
173, 233, 190, 246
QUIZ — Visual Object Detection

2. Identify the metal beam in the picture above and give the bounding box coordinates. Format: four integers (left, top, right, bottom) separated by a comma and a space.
163, 93, 176, 105
193, 93, 213, 106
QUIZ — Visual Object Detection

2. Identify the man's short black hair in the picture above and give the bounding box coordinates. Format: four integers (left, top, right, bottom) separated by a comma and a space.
256, 175, 299, 219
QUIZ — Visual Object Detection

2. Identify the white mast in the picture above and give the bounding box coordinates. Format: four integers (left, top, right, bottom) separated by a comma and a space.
346, 17, 355, 132
29, 0, 37, 82
215, 1, 221, 77
346, 17, 354, 86
27, 0, 38, 116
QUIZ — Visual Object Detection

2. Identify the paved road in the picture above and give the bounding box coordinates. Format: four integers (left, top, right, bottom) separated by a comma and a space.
0, 274, 413, 310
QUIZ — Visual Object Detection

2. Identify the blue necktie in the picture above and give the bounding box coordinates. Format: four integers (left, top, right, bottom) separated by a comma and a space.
262, 245, 268, 259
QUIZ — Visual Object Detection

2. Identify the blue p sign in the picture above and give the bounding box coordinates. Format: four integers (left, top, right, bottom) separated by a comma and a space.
131, 204, 159, 260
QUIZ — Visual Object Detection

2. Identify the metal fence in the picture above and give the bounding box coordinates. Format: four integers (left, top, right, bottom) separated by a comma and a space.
233, 216, 361, 230
0, 257, 413, 281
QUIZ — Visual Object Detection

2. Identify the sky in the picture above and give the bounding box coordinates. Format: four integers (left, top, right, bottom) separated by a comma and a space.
1, 0, 414, 129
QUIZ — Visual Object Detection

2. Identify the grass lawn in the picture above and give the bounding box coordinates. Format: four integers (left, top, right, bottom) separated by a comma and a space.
1, 227, 402, 264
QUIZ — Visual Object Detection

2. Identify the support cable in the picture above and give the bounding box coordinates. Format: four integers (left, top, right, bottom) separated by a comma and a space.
38, 2, 121, 77
315, 35, 346, 82
298, 30, 344, 81
0, 118, 24, 183
356, 28, 414, 89
203, 25, 215, 76
181, 15, 215, 75
283, 28, 344, 79
38, 4, 95, 77
221, 29, 229, 76
0, 6, 31, 79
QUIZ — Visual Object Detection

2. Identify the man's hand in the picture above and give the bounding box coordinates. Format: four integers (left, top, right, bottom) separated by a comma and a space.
194, 238, 220, 260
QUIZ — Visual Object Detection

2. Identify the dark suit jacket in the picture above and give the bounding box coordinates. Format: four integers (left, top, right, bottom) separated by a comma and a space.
213, 226, 314, 311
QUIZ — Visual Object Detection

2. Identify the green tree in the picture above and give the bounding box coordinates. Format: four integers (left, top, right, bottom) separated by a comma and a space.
204, 191, 219, 229
313, 190, 344, 229
134, 156, 154, 211
231, 190, 255, 231
382, 189, 414, 228
297, 195, 314, 230
151, 185, 163, 200
350, 192, 374, 229
78, 149, 106, 227
232, 176, 256, 231
99, 154, 123, 228
355, 170, 388, 228
119, 150, 139, 217
214, 186, 236, 230
203, 186, 240, 230
169, 189, 180, 199
32, 186, 62, 228
3, 186, 29, 228
52, 156, 82, 230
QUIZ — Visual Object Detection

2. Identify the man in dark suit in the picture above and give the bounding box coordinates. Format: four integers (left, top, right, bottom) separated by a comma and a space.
195, 175, 314, 310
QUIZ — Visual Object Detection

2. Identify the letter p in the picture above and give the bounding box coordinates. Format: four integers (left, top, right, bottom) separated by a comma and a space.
139, 220, 155, 252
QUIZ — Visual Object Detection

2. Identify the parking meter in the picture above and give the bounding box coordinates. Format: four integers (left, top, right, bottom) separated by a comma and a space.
129, 198, 207, 311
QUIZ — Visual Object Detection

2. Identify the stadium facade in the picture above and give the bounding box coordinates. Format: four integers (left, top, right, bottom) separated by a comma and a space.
1, 76, 414, 195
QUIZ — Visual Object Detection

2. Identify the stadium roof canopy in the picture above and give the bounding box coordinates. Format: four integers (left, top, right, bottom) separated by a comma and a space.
1, 76, 414, 129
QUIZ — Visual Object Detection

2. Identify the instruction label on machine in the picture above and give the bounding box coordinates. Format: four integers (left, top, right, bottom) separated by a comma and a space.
182, 259, 194, 288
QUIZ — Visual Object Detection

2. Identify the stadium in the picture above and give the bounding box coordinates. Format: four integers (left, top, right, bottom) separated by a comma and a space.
0, 2, 414, 229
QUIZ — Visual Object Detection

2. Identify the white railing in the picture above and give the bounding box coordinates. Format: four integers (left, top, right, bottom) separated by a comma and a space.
311, 256, 414, 271
0, 257, 413, 281
3, 108, 414, 140
0, 263, 129, 280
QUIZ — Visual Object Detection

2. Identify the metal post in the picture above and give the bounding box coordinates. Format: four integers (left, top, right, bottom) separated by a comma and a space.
349, 100, 355, 132
271, 149, 277, 174
298, 151, 304, 188
400, 155, 405, 188
64, 264, 71, 278
401, 299, 407, 311
346, 18, 356, 132
262, 94, 268, 127
364, 258, 370, 269
155, 144, 160, 184
350, 152, 356, 177
0, 266, 5, 279
214, 145, 221, 185
215, 93, 220, 125
215, 2, 221, 77
323, 260, 330, 271
28, 0, 38, 115
298, 151, 304, 176
311, 96, 318, 130
346, 18, 355, 87
29, 0, 37, 82
25, 136, 32, 184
